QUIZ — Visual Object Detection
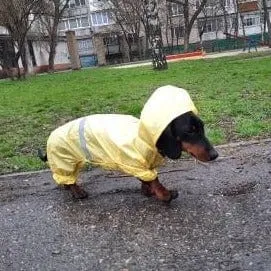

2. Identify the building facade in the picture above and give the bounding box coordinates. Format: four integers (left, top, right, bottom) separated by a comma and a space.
1, 0, 270, 76
197, 0, 271, 50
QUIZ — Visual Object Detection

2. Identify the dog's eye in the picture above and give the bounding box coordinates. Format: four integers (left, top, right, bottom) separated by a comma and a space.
184, 130, 195, 135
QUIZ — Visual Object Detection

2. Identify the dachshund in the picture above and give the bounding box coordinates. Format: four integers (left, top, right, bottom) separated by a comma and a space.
38, 110, 218, 202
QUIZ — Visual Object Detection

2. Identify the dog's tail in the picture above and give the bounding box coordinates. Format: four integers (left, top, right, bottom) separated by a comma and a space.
38, 149, 48, 162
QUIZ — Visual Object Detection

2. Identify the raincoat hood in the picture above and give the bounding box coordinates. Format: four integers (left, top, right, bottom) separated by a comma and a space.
138, 85, 198, 147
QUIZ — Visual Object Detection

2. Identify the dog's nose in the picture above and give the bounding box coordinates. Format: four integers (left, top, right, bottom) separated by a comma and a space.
209, 149, 218, 161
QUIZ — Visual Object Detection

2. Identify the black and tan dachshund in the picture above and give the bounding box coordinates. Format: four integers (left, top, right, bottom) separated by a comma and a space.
39, 111, 218, 202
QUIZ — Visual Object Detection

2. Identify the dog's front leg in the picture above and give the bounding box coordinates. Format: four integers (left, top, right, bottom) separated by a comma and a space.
140, 178, 178, 202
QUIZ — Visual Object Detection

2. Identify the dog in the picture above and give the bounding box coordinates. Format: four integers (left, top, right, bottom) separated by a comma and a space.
38, 86, 218, 202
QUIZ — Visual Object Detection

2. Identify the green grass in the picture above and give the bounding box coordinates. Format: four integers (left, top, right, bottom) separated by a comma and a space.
0, 52, 271, 174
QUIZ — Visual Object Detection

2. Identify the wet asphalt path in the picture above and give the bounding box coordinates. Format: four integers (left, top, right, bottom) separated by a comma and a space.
0, 140, 270, 271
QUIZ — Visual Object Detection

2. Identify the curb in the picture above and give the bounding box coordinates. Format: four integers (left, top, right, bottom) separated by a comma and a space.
215, 138, 271, 149
0, 138, 270, 179
0, 169, 51, 179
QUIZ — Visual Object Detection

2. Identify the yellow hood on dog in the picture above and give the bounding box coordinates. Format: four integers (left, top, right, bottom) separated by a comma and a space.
46, 85, 198, 185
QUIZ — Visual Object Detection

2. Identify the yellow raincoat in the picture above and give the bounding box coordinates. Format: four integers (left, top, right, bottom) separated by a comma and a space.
46, 85, 198, 185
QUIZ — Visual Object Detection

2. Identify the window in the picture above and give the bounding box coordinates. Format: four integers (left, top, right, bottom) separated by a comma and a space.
75, 0, 85, 6
206, 0, 212, 7
68, 0, 85, 8
170, 3, 183, 16
91, 12, 113, 26
58, 16, 90, 31
78, 39, 93, 54
243, 17, 256, 26
200, 19, 223, 33
218, 0, 231, 7
58, 20, 67, 31
225, 0, 231, 7
260, 13, 264, 24
80, 16, 89, 27
171, 26, 184, 38
231, 17, 238, 30
244, 18, 253, 26
69, 18, 77, 29
205, 21, 213, 32
104, 36, 119, 46
217, 18, 224, 30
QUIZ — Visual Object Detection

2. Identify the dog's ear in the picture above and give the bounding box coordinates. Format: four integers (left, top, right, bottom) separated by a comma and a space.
156, 124, 182, 159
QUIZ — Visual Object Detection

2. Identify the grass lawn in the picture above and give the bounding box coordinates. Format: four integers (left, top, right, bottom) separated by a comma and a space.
0, 52, 271, 174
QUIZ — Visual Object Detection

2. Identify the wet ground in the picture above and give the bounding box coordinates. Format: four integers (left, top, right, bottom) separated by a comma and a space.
0, 139, 270, 271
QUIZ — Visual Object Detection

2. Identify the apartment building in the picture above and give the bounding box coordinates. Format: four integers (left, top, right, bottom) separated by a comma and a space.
0, 0, 120, 75
58, 0, 132, 66
1, 0, 270, 76
197, 0, 271, 44
58, 0, 97, 67
59, 0, 271, 62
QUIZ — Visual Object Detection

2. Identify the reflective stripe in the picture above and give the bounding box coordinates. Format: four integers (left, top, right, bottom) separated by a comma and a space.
79, 117, 92, 161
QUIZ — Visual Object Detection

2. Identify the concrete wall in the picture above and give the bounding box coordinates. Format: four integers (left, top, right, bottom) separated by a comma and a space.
93, 35, 106, 65
32, 40, 71, 72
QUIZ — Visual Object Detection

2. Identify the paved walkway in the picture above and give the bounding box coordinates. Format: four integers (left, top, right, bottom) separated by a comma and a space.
112, 46, 271, 69
1, 139, 271, 270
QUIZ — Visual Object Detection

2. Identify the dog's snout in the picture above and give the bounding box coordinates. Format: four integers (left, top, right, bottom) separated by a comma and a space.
209, 149, 218, 161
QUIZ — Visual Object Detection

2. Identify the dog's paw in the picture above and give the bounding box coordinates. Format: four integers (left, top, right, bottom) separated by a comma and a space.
169, 190, 179, 201
65, 184, 89, 199
161, 190, 179, 203
72, 189, 89, 199
141, 182, 153, 197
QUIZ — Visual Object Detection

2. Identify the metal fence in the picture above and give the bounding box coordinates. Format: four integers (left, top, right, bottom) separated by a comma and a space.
161, 33, 268, 55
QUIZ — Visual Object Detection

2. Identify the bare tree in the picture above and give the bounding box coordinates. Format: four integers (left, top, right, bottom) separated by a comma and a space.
165, 1, 174, 49
197, 7, 208, 50
0, 0, 41, 78
38, 0, 70, 72
220, 0, 229, 35
144, 0, 168, 69
168, 0, 208, 52
100, 0, 146, 61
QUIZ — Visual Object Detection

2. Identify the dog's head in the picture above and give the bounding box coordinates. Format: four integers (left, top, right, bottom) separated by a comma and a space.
156, 111, 218, 162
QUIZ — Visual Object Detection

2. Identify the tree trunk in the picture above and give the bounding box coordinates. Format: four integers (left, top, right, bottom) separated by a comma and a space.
184, 31, 190, 52
183, 0, 207, 52
14, 44, 25, 79
15, 60, 21, 80
21, 43, 28, 76
48, 38, 57, 72
137, 35, 143, 60
183, 0, 189, 52
267, 14, 271, 47
221, 2, 228, 35
239, 14, 247, 49
48, 21, 59, 72
145, 0, 167, 70
263, 0, 271, 47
